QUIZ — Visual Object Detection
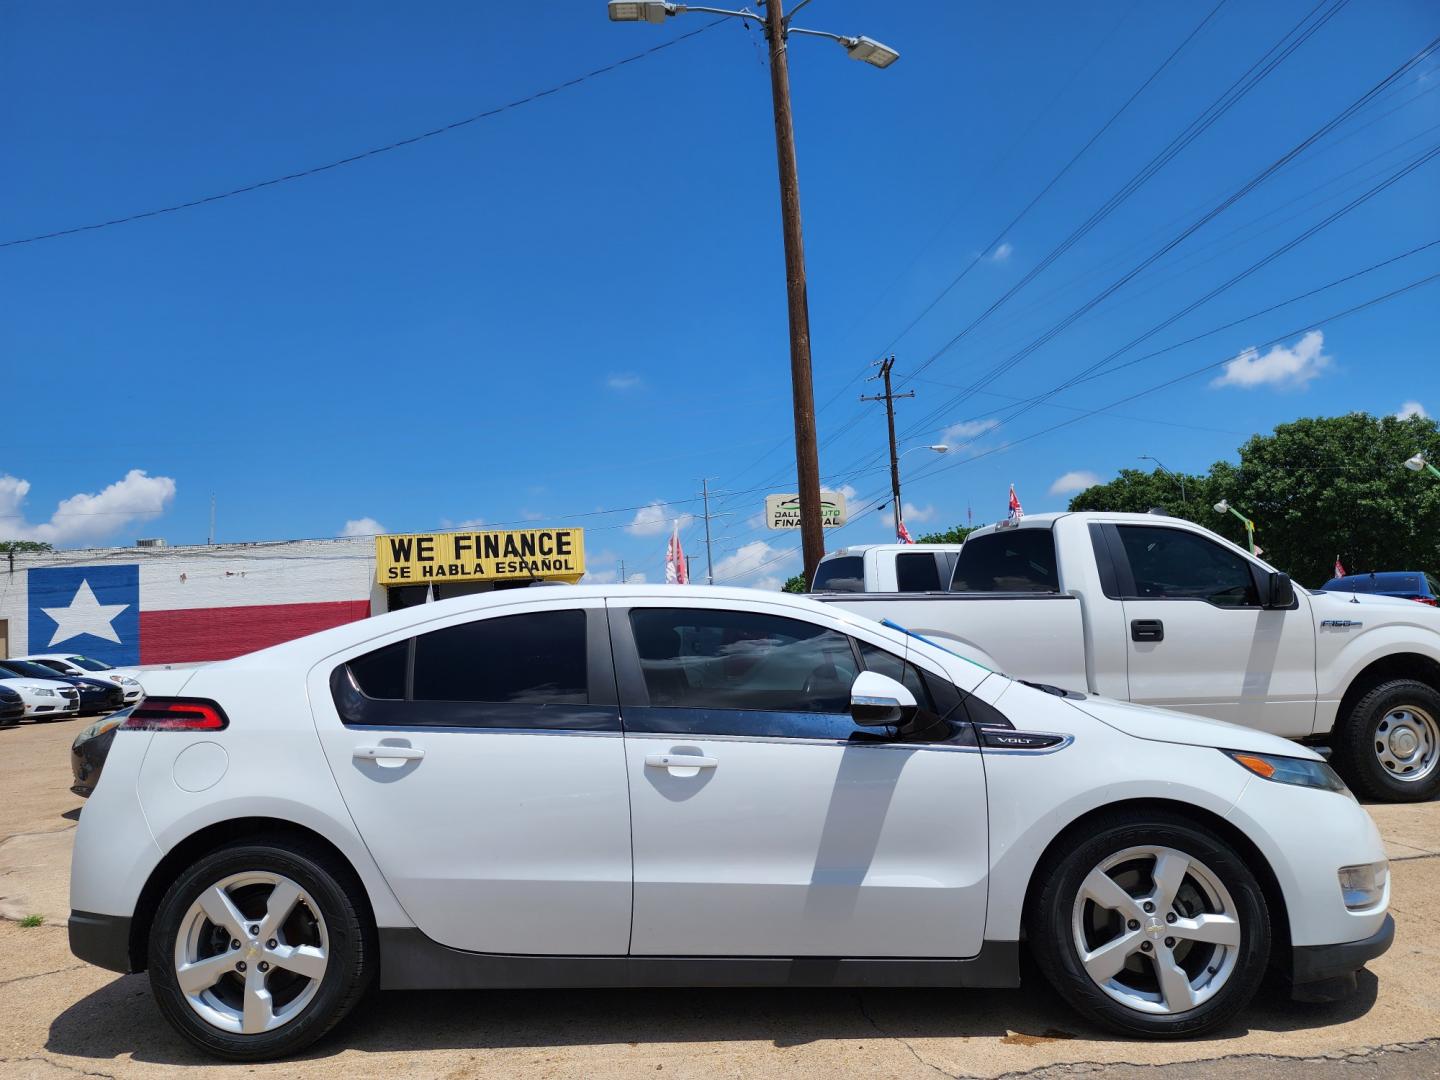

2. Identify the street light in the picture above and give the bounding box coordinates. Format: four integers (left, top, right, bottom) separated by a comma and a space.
892, 444, 947, 539
1404, 452, 1440, 479
1139, 454, 1186, 503
1213, 499, 1257, 555
607, 0, 899, 584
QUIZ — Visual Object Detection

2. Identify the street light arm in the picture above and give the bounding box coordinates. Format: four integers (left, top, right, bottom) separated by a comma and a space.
679, 5, 761, 19
785, 26, 849, 45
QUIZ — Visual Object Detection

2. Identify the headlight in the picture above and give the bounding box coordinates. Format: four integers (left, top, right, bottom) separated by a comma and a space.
1223, 749, 1349, 793
121, 677, 139, 686
1338, 861, 1388, 910
26, 686, 57, 696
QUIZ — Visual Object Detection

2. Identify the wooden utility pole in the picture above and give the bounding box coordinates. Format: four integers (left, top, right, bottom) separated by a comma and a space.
860, 356, 914, 540
764, 0, 824, 585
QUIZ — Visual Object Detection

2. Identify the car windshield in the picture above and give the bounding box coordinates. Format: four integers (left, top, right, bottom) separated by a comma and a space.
66, 655, 113, 671
0, 660, 71, 680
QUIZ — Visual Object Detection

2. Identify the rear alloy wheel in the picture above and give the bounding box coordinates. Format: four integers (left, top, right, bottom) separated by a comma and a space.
1030, 814, 1269, 1037
1334, 679, 1440, 802
149, 842, 373, 1060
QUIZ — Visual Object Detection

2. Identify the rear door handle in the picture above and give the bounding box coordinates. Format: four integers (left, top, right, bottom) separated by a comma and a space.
354, 745, 426, 767
1130, 619, 1165, 642
645, 754, 718, 770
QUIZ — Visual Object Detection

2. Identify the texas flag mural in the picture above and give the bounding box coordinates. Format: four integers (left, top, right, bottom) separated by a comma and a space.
26, 562, 371, 666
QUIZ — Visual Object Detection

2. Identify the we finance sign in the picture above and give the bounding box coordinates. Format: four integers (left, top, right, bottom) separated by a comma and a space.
376, 528, 585, 585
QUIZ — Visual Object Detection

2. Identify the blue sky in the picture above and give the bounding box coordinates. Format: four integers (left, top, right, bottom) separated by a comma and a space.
3, 0, 1438, 587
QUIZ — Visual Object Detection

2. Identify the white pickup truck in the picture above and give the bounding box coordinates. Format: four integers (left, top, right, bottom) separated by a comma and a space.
815, 511, 1440, 802
811, 543, 965, 593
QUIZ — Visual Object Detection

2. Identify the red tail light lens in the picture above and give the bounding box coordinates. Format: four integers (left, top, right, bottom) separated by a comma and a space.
1412, 596, 1437, 606
121, 697, 229, 731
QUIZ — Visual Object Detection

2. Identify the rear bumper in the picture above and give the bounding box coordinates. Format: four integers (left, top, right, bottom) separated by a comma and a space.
68, 910, 134, 974
1291, 913, 1394, 997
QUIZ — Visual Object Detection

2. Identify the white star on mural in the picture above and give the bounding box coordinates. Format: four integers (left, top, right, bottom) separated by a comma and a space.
42, 579, 129, 647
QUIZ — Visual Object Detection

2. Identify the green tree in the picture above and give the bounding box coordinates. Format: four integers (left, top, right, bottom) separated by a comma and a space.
782, 573, 807, 593
915, 524, 978, 544
0, 540, 52, 553
1069, 414, 1440, 586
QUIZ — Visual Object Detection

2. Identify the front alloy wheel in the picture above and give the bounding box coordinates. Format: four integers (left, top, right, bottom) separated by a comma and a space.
1030, 812, 1270, 1038
1072, 846, 1241, 1015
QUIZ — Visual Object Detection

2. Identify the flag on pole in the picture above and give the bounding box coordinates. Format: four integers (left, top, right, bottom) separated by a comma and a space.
1008, 484, 1024, 520
1334, 556, 1346, 579
665, 524, 688, 585
897, 519, 914, 544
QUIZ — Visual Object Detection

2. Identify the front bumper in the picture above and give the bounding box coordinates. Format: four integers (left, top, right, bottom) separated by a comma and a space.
1292, 912, 1394, 993
69, 910, 134, 974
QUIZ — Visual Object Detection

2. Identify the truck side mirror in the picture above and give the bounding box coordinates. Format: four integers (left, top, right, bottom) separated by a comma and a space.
1266, 572, 1295, 609
850, 671, 918, 728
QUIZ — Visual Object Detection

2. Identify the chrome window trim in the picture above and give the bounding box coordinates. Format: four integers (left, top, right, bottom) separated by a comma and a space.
620, 730, 981, 753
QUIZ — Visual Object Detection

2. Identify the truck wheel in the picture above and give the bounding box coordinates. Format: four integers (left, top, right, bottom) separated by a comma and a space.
1333, 679, 1440, 802
1028, 811, 1270, 1038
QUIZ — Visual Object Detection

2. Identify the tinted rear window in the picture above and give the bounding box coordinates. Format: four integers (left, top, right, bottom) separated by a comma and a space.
413, 609, 587, 704
895, 553, 943, 592
1324, 574, 1420, 593
951, 530, 1059, 593
812, 555, 865, 592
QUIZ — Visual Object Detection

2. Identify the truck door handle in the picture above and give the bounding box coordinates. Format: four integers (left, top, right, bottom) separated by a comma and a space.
354, 745, 426, 767
1130, 619, 1165, 643
645, 754, 718, 770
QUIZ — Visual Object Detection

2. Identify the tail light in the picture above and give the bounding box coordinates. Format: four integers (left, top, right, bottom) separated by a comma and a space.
1410, 596, 1437, 606
121, 697, 228, 731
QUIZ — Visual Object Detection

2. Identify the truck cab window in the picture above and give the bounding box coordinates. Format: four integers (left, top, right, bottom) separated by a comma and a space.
1115, 525, 1259, 607
950, 530, 1059, 593
812, 556, 865, 593
895, 553, 943, 592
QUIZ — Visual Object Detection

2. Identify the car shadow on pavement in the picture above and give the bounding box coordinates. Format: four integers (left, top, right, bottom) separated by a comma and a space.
46, 967, 1379, 1065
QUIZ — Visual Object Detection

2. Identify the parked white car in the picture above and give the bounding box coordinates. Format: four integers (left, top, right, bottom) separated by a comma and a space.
818, 512, 1440, 802
0, 673, 81, 720
69, 586, 1392, 1060
21, 653, 144, 703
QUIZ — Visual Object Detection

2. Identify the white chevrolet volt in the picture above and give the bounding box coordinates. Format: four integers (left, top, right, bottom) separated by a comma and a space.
69, 586, 1393, 1060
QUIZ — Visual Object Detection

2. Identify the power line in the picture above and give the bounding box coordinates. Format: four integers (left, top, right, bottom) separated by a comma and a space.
0, 19, 727, 251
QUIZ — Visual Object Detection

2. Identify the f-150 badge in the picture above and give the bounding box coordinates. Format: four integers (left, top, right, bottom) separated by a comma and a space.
1320, 619, 1363, 628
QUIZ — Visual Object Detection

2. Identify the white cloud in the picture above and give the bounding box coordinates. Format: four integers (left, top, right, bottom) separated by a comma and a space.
627, 572, 649, 584
1049, 470, 1102, 496
606, 373, 643, 391
822, 483, 859, 501
0, 469, 176, 547
341, 517, 385, 537
991, 241, 1013, 263
626, 501, 693, 537
1396, 400, 1429, 420
585, 569, 618, 584
713, 540, 796, 588
1211, 330, 1332, 390
940, 418, 1000, 447
882, 503, 937, 527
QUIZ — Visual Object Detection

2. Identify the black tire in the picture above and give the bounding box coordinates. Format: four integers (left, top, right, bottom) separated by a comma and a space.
1331, 679, 1440, 803
1027, 811, 1271, 1038
148, 840, 375, 1061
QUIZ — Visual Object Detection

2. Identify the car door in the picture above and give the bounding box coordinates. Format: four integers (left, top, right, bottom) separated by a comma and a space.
308, 596, 632, 955
612, 597, 989, 959
1100, 522, 1316, 736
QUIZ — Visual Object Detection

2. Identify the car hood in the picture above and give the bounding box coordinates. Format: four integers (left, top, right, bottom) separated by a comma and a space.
1066, 693, 1323, 759
1311, 588, 1440, 623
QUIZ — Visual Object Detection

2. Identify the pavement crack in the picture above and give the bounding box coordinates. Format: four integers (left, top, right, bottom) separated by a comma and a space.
0, 1056, 118, 1079
853, 991, 962, 1079
0, 964, 85, 986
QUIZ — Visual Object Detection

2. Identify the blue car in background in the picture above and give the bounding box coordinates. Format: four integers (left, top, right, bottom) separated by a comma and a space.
1320, 571, 1440, 606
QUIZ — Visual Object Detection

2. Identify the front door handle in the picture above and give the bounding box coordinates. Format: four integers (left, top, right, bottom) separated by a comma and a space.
645, 753, 718, 770
354, 745, 426, 767
1130, 618, 1165, 643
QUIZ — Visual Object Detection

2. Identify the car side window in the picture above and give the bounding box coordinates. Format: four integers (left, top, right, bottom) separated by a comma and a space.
332, 609, 614, 730
855, 641, 933, 710
950, 530, 1059, 592
1115, 525, 1259, 607
624, 608, 868, 739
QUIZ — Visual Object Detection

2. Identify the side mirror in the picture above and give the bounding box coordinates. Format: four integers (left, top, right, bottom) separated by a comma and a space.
1266, 571, 1295, 609
850, 670, 918, 728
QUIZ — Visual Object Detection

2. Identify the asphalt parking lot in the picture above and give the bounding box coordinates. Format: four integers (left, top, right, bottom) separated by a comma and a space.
1, 715, 1437, 1079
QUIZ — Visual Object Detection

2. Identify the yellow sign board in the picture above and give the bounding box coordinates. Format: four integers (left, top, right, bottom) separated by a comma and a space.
376, 528, 585, 586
